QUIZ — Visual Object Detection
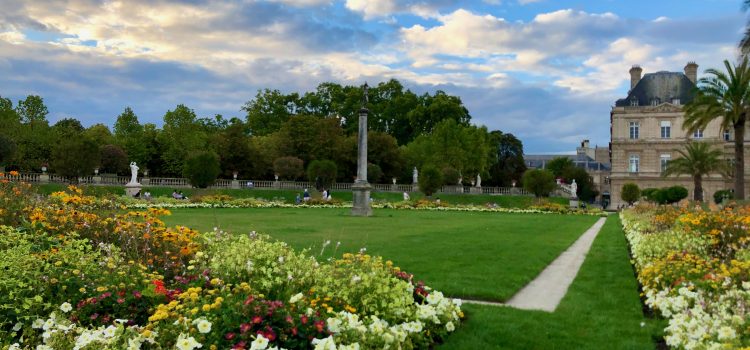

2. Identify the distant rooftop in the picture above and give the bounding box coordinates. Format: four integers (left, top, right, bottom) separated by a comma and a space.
523, 154, 611, 171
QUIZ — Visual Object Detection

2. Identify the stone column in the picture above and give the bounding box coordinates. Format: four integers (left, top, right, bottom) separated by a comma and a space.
352, 84, 372, 216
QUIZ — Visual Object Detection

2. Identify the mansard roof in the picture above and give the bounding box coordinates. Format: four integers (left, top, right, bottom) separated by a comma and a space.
615, 71, 696, 107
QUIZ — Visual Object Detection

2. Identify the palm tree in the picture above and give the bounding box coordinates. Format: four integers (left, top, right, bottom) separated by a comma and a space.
742, 0, 750, 55
684, 58, 750, 199
663, 142, 728, 202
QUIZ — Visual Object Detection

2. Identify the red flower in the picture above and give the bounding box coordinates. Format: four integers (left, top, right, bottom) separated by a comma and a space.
152, 280, 167, 295
240, 323, 252, 333
117, 298, 125, 304
133, 291, 142, 299
291, 327, 298, 336
232, 341, 246, 349
314, 320, 325, 332
225, 332, 236, 340
252, 315, 262, 324
300, 315, 308, 324
244, 295, 255, 306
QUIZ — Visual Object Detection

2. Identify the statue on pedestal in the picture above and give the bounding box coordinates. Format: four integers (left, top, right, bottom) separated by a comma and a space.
476, 174, 481, 187
412, 167, 418, 184
570, 179, 578, 198
129, 162, 139, 185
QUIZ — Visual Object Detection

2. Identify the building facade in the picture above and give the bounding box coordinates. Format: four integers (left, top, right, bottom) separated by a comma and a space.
609, 62, 750, 207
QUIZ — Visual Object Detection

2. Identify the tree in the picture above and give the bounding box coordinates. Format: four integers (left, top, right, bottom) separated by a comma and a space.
51, 136, 101, 181
15, 95, 48, 124
442, 167, 460, 185
273, 156, 304, 180
742, 0, 750, 56
243, 89, 298, 136
367, 163, 383, 183
662, 142, 727, 201
522, 169, 556, 198
487, 131, 526, 187
99, 144, 129, 175
546, 157, 574, 178
216, 121, 253, 178
183, 151, 220, 188
276, 115, 343, 165
684, 59, 750, 199
159, 104, 207, 176
0, 134, 16, 168
621, 183, 641, 205
52, 118, 84, 141
84, 124, 115, 147
418, 165, 443, 197
307, 159, 338, 189
114, 107, 150, 166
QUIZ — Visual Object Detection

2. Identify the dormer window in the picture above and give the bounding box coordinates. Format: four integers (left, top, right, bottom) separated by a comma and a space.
630, 97, 639, 106
651, 98, 660, 106
672, 98, 680, 105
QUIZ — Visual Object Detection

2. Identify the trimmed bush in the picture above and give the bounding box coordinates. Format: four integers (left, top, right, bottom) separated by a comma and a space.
183, 151, 220, 188
419, 165, 443, 197
714, 189, 734, 204
367, 163, 383, 183
621, 183, 640, 205
442, 167, 460, 186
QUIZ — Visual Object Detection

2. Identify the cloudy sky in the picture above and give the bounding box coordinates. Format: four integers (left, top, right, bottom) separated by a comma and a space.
0, 0, 745, 153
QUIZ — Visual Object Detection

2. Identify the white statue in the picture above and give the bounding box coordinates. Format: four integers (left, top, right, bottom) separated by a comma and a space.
129, 162, 139, 184
476, 174, 481, 187
412, 167, 418, 184
570, 179, 578, 198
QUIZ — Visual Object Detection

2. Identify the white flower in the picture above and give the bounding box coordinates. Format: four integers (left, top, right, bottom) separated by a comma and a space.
175, 333, 203, 350
446, 321, 455, 332
196, 318, 212, 334
250, 334, 270, 350
327, 317, 342, 333
9, 344, 21, 350
36, 346, 53, 350
60, 302, 73, 313
12, 322, 22, 331
351, 275, 361, 283
312, 336, 337, 350
32, 318, 44, 329
717, 326, 736, 341
289, 293, 304, 304
103, 325, 117, 338
278, 256, 285, 263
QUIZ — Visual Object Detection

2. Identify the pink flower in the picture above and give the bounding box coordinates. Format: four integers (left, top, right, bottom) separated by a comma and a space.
240, 323, 251, 333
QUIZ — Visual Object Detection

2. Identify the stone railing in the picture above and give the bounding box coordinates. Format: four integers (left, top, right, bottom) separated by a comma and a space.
8, 172, 533, 196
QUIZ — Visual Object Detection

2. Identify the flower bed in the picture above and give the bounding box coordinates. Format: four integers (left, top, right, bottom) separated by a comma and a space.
117, 195, 605, 216
0, 175, 462, 349
621, 203, 750, 349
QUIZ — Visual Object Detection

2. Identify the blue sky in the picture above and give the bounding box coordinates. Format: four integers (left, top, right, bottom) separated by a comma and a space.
0, 0, 744, 153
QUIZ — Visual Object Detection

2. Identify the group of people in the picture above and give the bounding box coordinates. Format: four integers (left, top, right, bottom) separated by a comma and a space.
295, 188, 332, 204
171, 190, 187, 200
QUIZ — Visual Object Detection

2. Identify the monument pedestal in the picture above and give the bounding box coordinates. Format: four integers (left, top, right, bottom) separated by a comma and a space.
351, 181, 372, 216
231, 180, 240, 189
125, 183, 142, 197
470, 187, 482, 194
569, 198, 579, 209
39, 174, 49, 184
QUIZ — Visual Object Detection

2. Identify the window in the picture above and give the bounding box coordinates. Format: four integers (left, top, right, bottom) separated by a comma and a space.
672, 98, 680, 105
630, 97, 639, 106
693, 129, 704, 139
660, 121, 671, 139
651, 98, 660, 106
724, 130, 731, 141
660, 154, 671, 172
629, 121, 640, 139
629, 154, 640, 173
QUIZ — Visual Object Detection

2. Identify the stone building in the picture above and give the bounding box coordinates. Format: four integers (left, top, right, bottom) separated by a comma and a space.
609, 62, 748, 207
524, 139, 611, 204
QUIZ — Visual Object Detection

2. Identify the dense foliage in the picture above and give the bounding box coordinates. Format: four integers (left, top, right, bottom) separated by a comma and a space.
0, 86, 525, 186
620, 183, 640, 205
183, 151, 221, 188
522, 169, 556, 198
418, 165, 443, 197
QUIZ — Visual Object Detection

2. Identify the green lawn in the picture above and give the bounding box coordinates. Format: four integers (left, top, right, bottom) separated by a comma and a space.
164, 208, 597, 301
439, 216, 663, 349
33, 183, 567, 207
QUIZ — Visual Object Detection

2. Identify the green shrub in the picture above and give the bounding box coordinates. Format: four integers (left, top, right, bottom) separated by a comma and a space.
418, 165, 443, 197
522, 169, 556, 198
714, 189, 734, 204
641, 188, 660, 202
665, 186, 688, 203
308, 159, 338, 189
621, 183, 640, 205
183, 151, 220, 188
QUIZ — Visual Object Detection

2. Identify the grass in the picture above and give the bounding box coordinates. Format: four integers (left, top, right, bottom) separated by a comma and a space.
34, 183, 567, 207
439, 215, 664, 349
164, 208, 597, 301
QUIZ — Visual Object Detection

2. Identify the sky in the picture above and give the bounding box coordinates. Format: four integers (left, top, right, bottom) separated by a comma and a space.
0, 0, 745, 153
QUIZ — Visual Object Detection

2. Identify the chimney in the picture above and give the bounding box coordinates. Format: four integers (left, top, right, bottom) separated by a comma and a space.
684, 62, 698, 84
629, 65, 643, 90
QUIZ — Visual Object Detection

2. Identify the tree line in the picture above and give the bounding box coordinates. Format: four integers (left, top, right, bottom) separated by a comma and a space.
0, 79, 527, 187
